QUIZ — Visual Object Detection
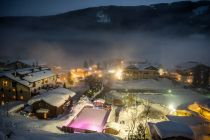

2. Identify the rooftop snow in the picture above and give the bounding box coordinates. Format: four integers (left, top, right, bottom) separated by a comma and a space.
197, 99, 210, 111
153, 121, 194, 139
29, 88, 76, 107
124, 62, 160, 71
23, 70, 54, 82
2, 67, 55, 87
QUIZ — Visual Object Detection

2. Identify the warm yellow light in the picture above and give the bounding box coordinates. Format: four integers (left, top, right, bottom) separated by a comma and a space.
186, 78, 192, 84
108, 69, 115, 74
3, 81, 8, 86
98, 74, 103, 78
176, 74, 182, 81
168, 104, 176, 114
115, 69, 123, 80
158, 68, 164, 76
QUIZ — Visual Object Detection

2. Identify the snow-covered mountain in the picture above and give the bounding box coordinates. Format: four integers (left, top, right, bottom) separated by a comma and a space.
0, 1, 210, 35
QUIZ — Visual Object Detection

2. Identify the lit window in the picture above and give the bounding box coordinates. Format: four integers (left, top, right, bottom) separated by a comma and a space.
45, 79, 48, 83
12, 88, 16, 92
2, 94, 4, 98
20, 96, 23, 100
13, 96, 16, 99
3, 81, 8, 86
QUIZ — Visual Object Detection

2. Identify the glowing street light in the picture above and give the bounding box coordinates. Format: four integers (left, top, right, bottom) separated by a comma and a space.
158, 68, 164, 76
108, 69, 115, 74
168, 89, 172, 93
168, 104, 176, 114
115, 69, 123, 80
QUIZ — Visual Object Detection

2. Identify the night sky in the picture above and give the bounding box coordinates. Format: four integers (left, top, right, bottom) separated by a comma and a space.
0, 0, 209, 68
0, 0, 187, 17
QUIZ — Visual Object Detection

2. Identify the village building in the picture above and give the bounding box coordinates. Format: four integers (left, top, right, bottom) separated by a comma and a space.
148, 121, 194, 140
0, 67, 56, 104
123, 62, 160, 80
175, 61, 210, 88
31, 88, 76, 119
188, 99, 210, 121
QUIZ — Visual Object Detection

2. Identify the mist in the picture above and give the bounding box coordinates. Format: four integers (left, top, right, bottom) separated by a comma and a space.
0, 27, 209, 69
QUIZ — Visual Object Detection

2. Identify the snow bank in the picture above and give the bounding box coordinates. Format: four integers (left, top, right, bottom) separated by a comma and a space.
0, 131, 5, 140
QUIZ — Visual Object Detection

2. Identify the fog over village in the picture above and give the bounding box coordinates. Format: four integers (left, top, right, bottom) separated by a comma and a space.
0, 1, 210, 140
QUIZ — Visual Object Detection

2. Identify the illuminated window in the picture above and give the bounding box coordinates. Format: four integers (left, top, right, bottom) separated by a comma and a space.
45, 79, 48, 83
12, 88, 16, 92
20, 96, 23, 100
3, 81, 8, 86
2, 94, 4, 98
13, 96, 16, 99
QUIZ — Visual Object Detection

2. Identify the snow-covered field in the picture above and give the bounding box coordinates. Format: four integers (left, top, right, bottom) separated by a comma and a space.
0, 78, 209, 140
112, 78, 183, 90
111, 78, 209, 108
0, 96, 117, 140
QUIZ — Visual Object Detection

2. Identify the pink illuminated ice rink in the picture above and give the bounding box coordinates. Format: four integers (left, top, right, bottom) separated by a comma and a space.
67, 107, 110, 133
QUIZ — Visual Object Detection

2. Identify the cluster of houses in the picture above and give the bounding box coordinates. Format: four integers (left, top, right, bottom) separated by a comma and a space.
0, 59, 76, 119
120, 60, 210, 89
28, 88, 75, 119
170, 61, 210, 88
122, 62, 161, 80
0, 67, 57, 103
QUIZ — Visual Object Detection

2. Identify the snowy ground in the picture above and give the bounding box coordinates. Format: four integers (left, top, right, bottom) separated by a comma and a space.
0, 78, 209, 140
0, 96, 117, 140
112, 78, 183, 90
107, 78, 210, 139
111, 78, 209, 108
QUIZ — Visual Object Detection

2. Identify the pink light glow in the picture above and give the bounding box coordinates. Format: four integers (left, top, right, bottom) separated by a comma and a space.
66, 107, 110, 132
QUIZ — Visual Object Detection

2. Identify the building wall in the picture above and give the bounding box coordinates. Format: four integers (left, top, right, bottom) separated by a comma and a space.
192, 65, 209, 88
0, 75, 56, 103
123, 69, 159, 80
30, 75, 57, 93
0, 77, 30, 102
32, 96, 71, 119
32, 100, 57, 118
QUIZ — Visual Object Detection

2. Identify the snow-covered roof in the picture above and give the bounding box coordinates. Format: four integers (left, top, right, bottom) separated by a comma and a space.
4, 72, 31, 87
124, 62, 160, 71
176, 61, 200, 71
30, 88, 76, 107
23, 70, 54, 82
166, 115, 204, 126
153, 121, 194, 139
197, 99, 210, 111
1, 67, 55, 87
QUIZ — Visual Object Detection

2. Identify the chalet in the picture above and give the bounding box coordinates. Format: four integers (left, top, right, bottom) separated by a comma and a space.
175, 61, 210, 88
3, 59, 39, 71
188, 99, 210, 121
0, 67, 56, 104
31, 88, 76, 119
123, 63, 160, 80
148, 121, 194, 140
